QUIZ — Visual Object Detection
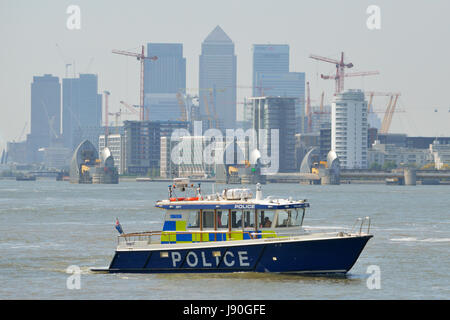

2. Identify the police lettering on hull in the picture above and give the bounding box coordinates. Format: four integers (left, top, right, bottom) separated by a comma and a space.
171, 250, 252, 269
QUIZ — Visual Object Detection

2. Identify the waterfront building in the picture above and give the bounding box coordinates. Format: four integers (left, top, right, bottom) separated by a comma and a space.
331, 89, 368, 169
62, 74, 102, 150
144, 93, 183, 121
319, 127, 332, 162
42, 145, 71, 170
309, 104, 331, 134
161, 135, 248, 179
377, 133, 407, 147
199, 26, 237, 131
28, 74, 61, 162
406, 136, 450, 149
99, 134, 125, 175
368, 141, 430, 169
251, 97, 297, 172
123, 120, 188, 176
368, 127, 378, 148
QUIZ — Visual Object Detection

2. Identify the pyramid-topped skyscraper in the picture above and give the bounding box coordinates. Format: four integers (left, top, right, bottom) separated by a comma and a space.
199, 26, 237, 131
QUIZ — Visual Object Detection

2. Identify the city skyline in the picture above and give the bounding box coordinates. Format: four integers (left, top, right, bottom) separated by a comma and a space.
1, 1, 450, 151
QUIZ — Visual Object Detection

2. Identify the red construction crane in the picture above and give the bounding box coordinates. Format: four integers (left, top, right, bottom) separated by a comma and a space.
309, 52, 354, 94
112, 45, 157, 121
320, 70, 380, 92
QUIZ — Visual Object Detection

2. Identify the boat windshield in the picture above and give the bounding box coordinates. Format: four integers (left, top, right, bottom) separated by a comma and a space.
275, 209, 304, 227
259, 210, 275, 228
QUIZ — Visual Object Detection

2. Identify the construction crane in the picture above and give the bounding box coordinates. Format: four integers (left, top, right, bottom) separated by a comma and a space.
108, 111, 122, 135
320, 70, 380, 92
108, 109, 133, 134
309, 52, 354, 94
365, 92, 401, 113
379, 93, 401, 134
40, 99, 59, 140
176, 92, 188, 122
184, 87, 225, 127
112, 45, 157, 121
119, 100, 140, 117
203, 95, 214, 129
15, 122, 27, 142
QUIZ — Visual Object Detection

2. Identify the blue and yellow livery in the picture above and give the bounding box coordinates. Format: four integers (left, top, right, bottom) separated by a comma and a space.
92, 180, 372, 274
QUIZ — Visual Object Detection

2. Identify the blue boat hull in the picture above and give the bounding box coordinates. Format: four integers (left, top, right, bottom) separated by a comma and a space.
104, 235, 372, 274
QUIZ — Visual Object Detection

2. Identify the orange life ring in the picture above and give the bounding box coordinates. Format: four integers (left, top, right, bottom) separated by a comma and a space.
186, 197, 199, 201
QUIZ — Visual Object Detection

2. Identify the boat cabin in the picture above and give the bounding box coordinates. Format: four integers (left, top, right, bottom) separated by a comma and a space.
154, 181, 309, 244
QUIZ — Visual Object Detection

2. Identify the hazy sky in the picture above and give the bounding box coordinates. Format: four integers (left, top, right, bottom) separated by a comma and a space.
1, 0, 450, 151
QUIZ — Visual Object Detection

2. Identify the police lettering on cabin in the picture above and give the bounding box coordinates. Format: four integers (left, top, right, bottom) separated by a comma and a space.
234, 204, 255, 209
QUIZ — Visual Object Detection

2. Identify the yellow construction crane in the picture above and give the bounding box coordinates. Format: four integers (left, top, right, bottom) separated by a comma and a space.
175, 92, 188, 122
203, 95, 213, 129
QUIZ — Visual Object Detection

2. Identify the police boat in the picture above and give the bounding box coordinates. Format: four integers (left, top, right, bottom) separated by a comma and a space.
91, 179, 372, 274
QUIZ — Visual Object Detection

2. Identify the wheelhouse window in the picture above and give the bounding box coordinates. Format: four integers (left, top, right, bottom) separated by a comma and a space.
243, 210, 255, 228
217, 210, 228, 229
187, 210, 200, 228
230, 210, 243, 229
259, 210, 275, 228
275, 209, 302, 227
202, 210, 214, 229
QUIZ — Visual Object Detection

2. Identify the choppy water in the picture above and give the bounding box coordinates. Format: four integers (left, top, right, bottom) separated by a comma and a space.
0, 179, 448, 299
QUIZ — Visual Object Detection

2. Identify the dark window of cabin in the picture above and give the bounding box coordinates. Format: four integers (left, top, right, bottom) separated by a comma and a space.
202, 210, 214, 229
230, 210, 243, 229
243, 210, 254, 228
259, 210, 275, 228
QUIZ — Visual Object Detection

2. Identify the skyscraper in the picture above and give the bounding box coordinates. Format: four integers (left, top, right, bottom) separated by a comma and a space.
331, 89, 368, 169
252, 45, 305, 133
252, 44, 289, 96
27, 74, 61, 162
199, 26, 237, 131
144, 43, 186, 94
62, 74, 102, 149
143, 43, 186, 122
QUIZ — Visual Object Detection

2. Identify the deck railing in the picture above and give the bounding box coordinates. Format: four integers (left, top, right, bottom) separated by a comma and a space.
117, 229, 278, 246
349, 217, 371, 235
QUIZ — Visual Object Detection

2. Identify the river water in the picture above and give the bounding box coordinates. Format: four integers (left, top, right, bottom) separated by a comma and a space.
0, 179, 448, 299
